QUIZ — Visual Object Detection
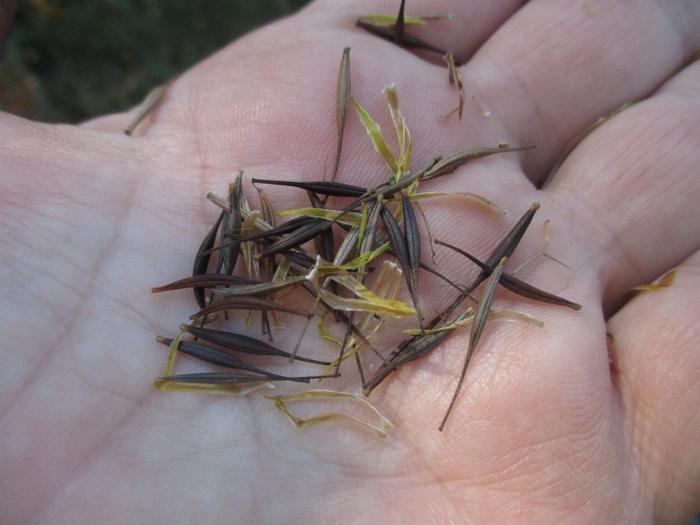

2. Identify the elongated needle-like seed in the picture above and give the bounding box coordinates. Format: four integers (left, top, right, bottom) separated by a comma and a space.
434, 239, 581, 310
394, 0, 406, 44
330, 47, 351, 183
401, 192, 424, 328
439, 256, 508, 431
192, 211, 225, 309
179, 324, 330, 366
151, 273, 258, 293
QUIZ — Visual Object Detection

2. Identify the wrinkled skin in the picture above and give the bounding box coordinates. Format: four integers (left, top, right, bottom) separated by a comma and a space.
2, 1, 700, 523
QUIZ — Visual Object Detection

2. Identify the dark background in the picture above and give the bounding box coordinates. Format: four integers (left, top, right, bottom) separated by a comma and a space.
0, 0, 310, 123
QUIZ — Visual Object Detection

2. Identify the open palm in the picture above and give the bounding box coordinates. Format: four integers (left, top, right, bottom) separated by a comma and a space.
2, 1, 700, 523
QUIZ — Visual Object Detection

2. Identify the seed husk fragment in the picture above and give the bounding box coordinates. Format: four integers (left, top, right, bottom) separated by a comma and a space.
379, 202, 423, 325
632, 269, 677, 293
124, 84, 166, 135
157, 336, 331, 383
355, 20, 465, 65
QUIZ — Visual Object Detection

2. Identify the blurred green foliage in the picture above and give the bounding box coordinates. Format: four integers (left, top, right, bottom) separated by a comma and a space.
0, 0, 310, 122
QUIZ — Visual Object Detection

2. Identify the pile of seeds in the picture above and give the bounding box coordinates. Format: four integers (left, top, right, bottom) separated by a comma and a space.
147, 1, 581, 434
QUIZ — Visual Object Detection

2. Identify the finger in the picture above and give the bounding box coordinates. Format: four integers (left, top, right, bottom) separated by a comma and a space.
608, 250, 700, 524
461, 0, 700, 182
313, 0, 524, 63
544, 57, 700, 309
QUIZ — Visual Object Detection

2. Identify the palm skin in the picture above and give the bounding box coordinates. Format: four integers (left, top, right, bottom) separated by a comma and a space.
2, 1, 700, 524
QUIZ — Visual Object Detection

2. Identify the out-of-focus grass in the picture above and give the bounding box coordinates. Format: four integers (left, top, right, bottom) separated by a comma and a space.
0, 0, 310, 123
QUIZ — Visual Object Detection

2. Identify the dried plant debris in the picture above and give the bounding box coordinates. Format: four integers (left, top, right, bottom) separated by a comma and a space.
439, 256, 507, 431
632, 269, 677, 294
149, 42, 581, 434
267, 390, 394, 437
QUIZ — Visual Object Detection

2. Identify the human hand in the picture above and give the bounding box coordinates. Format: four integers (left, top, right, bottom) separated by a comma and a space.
2, 1, 699, 523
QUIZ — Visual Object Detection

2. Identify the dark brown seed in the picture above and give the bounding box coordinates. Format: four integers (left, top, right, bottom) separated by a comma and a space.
379, 203, 422, 325
355, 20, 465, 65
394, 0, 406, 44
434, 240, 581, 310
261, 311, 273, 340
426, 202, 540, 327
257, 220, 335, 259
251, 178, 366, 197
192, 211, 225, 308
223, 175, 243, 274
157, 336, 327, 382
362, 318, 453, 396
156, 372, 273, 384
438, 256, 507, 431
151, 273, 259, 293
215, 209, 230, 274
179, 324, 331, 366
253, 166, 434, 260
484, 203, 540, 268
280, 249, 317, 269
